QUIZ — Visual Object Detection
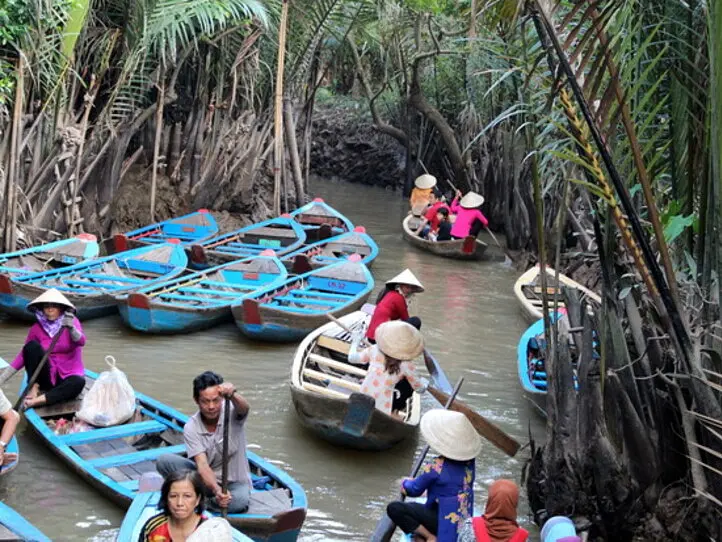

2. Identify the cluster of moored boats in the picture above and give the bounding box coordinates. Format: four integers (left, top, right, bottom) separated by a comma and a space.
0, 199, 381, 542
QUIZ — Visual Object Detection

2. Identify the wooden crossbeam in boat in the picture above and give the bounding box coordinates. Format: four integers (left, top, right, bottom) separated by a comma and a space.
308, 353, 365, 377
302, 368, 361, 392
247, 488, 293, 515
301, 382, 348, 399
316, 335, 351, 354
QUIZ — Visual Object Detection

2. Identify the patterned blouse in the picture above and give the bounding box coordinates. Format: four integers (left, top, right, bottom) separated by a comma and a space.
357, 345, 426, 414
402, 456, 475, 542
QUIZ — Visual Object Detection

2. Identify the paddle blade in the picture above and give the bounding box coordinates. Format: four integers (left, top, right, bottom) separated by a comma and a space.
342, 393, 375, 437
423, 350, 453, 394
426, 387, 521, 457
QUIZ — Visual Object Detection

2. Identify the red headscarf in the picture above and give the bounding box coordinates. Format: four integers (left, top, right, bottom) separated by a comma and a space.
483, 479, 520, 542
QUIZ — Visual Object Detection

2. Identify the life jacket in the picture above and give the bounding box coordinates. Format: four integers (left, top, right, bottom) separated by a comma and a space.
472, 516, 529, 542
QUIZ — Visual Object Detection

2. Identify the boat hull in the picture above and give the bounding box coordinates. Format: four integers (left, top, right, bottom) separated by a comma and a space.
401, 215, 487, 260
233, 294, 370, 343
0, 502, 51, 542
118, 302, 231, 334
290, 386, 418, 450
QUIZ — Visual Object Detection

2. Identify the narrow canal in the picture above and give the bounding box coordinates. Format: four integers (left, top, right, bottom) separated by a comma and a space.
0, 177, 546, 540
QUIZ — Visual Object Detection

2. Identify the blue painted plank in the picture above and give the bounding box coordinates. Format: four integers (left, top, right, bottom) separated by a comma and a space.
263, 304, 325, 314
83, 273, 144, 283
194, 280, 256, 290
87, 444, 186, 469
289, 290, 354, 300
273, 296, 339, 307
64, 279, 133, 290
156, 293, 229, 305
180, 287, 251, 297
61, 420, 168, 446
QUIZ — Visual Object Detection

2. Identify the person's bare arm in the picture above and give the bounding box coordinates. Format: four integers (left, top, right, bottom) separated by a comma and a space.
193, 451, 231, 507
218, 382, 249, 419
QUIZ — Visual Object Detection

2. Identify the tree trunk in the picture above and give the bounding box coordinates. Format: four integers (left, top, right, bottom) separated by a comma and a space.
283, 97, 305, 206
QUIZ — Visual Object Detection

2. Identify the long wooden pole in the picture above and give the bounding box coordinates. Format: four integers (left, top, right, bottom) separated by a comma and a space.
273, 0, 290, 216
220, 396, 230, 518
150, 67, 165, 223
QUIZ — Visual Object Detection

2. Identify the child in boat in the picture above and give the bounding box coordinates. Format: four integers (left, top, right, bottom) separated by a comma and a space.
415, 188, 448, 238
386, 409, 482, 542
348, 320, 428, 416
0, 388, 19, 468
410, 175, 437, 215
457, 479, 529, 542
449, 190, 489, 239
0, 289, 86, 409
429, 207, 452, 242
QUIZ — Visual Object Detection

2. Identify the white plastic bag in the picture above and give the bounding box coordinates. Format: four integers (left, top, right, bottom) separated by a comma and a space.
77, 356, 136, 427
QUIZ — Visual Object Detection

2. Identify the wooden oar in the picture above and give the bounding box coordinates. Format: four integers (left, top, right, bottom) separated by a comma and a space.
426, 386, 520, 457
422, 349, 452, 394
326, 314, 520, 456
220, 395, 231, 518
370, 377, 464, 542
15, 328, 65, 411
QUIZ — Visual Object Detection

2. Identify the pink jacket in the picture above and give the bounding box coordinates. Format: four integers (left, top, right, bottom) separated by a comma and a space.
450, 197, 489, 238
12, 318, 86, 385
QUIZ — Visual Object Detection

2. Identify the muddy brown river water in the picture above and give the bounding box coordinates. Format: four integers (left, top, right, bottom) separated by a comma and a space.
0, 177, 546, 540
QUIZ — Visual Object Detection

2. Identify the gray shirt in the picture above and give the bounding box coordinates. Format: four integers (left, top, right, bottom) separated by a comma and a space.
184, 401, 251, 486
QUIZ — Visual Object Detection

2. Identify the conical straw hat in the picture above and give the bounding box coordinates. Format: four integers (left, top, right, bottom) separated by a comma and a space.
420, 409, 482, 461
385, 269, 424, 292
414, 174, 437, 190
460, 192, 485, 209
375, 320, 424, 361
27, 288, 75, 312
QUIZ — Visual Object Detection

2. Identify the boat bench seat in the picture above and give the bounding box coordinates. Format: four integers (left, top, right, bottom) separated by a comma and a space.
247, 488, 292, 515
301, 382, 348, 399
308, 353, 366, 377
81, 273, 142, 284
87, 443, 186, 469
61, 420, 169, 446
264, 304, 324, 314
289, 290, 353, 300
316, 335, 351, 355
303, 368, 361, 392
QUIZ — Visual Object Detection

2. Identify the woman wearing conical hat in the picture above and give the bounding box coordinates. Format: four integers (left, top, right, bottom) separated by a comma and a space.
449, 189, 489, 239
352, 321, 428, 416
386, 409, 483, 542
0, 289, 86, 408
365, 269, 424, 343
410, 174, 438, 216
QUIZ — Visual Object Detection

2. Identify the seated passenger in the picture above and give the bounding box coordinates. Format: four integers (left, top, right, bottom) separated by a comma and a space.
0, 289, 86, 409
415, 189, 448, 238
429, 208, 452, 242
457, 479, 529, 542
410, 175, 437, 215
139, 469, 234, 542
449, 190, 489, 239
348, 321, 428, 416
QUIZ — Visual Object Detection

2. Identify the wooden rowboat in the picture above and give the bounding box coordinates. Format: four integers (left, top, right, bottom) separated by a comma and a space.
188, 217, 307, 270
0, 502, 50, 542
401, 215, 487, 260
0, 234, 99, 278
231, 260, 374, 343
513, 265, 601, 323
288, 199, 354, 242
290, 310, 421, 450
20, 371, 308, 541
0, 243, 188, 321
281, 228, 379, 273
117, 254, 288, 334
107, 210, 219, 254
118, 475, 252, 541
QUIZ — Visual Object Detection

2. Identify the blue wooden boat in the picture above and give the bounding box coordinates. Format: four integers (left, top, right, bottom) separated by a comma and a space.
288, 199, 354, 242
0, 234, 99, 277
281, 228, 379, 274
0, 243, 188, 320
21, 372, 307, 542
188, 217, 306, 269
289, 309, 421, 450
107, 210, 219, 253
118, 474, 252, 541
117, 253, 288, 334
231, 260, 374, 343
0, 502, 50, 541
518, 312, 578, 417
